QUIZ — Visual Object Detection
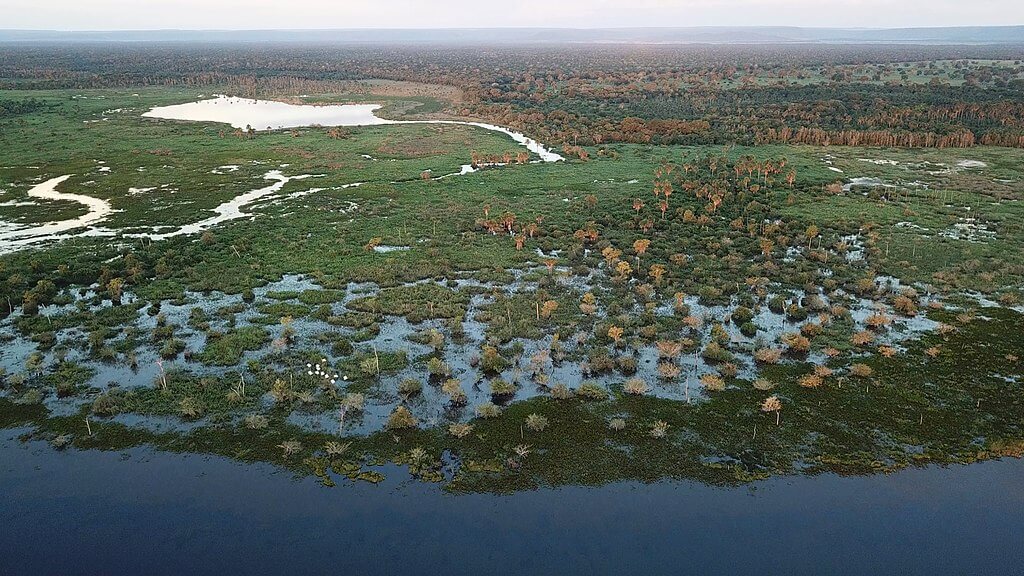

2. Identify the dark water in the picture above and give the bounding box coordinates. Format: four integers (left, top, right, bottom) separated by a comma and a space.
1, 430, 1022, 576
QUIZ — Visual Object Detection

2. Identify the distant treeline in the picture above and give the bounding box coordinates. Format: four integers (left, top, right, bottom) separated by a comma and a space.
3, 43, 1024, 148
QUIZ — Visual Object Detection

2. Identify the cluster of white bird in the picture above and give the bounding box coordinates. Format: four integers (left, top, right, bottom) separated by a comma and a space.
306, 360, 347, 386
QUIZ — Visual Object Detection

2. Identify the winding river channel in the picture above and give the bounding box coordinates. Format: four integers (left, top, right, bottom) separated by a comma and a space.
0, 96, 563, 254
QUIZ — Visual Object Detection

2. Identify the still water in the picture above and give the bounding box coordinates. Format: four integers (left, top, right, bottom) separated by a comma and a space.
1, 431, 1021, 575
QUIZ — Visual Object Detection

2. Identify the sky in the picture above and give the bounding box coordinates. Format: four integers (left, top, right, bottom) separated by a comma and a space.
1, 0, 1022, 30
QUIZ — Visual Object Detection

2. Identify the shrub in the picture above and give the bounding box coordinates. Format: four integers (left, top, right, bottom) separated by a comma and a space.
781, 333, 811, 354
702, 341, 734, 363
525, 414, 549, 432
650, 420, 670, 438
486, 377, 515, 399
475, 402, 503, 419
178, 397, 204, 420
617, 356, 638, 374
550, 383, 573, 400
244, 414, 269, 429
91, 392, 120, 416
850, 363, 874, 378
480, 346, 507, 373
576, 382, 609, 401
609, 418, 627, 431
623, 377, 650, 396
700, 374, 726, 391
398, 378, 423, 397
449, 423, 474, 438
799, 374, 824, 388
386, 406, 419, 429
442, 379, 467, 405
427, 357, 451, 378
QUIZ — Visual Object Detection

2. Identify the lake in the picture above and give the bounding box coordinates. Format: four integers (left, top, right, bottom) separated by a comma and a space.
1, 433, 1021, 576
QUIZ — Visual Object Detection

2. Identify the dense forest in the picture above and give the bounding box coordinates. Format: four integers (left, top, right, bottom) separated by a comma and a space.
3, 42, 1024, 148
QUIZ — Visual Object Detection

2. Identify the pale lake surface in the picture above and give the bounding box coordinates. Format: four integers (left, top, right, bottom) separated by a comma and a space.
1, 431, 1022, 576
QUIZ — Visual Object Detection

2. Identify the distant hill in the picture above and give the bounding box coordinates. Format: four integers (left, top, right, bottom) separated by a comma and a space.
1, 26, 1023, 45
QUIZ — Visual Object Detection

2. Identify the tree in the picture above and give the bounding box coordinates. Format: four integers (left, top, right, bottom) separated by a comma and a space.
607, 325, 624, 346
761, 395, 782, 425
649, 264, 667, 285
633, 239, 651, 263
806, 225, 820, 248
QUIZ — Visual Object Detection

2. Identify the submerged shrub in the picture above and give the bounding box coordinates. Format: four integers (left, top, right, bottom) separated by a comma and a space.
324, 441, 352, 457
278, 440, 303, 457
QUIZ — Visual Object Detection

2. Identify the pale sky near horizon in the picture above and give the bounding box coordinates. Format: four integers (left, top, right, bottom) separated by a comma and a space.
2, 0, 1022, 30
